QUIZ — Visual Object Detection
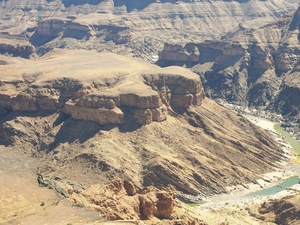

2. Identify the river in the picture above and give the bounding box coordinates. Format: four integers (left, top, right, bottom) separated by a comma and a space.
195, 115, 300, 210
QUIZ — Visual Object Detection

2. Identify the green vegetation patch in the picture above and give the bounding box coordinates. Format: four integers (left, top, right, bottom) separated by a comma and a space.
186, 201, 207, 207
274, 124, 300, 163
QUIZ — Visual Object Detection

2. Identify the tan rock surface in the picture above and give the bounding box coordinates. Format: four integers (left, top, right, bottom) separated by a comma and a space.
69, 179, 205, 224
0, 49, 286, 199
0, 0, 298, 60
0, 34, 35, 58
0, 49, 294, 224
0, 146, 102, 225
158, 7, 300, 121
0, 49, 204, 125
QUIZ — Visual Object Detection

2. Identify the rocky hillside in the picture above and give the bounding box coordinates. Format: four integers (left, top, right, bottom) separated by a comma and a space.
253, 194, 300, 225
0, 49, 286, 202
0, 0, 298, 59
0, 145, 207, 225
158, 6, 300, 122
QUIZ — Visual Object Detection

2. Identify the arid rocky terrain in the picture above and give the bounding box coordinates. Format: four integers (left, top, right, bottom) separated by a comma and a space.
0, 0, 299, 60
158, 5, 300, 123
0, 49, 290, 224
0, 49, 283, 194
1, 0, 300, 224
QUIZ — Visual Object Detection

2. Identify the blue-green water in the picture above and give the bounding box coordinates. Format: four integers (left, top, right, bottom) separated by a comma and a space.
250, 176, 300, 197
274, 124, 300, 155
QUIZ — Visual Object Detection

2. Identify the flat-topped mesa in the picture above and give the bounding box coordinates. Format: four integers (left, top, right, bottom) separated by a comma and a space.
35, 17, 131, 44
64, 71, 204, 125
0, 50, 205, 125
158, 42, 247, 67
0, 35, 36, 58
142, 72, 205, 108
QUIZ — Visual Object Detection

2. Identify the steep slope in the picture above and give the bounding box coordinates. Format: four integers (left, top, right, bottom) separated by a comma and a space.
0, 50, 285, 201
158, 6, 300, 122
254, 194, 300, 225
0, 0, 298, 59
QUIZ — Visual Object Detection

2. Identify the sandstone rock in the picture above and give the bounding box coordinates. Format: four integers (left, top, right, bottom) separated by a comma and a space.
274, 47, 300, 72
69, 104, 124, 125
134, 109, 153, 125
158, 7, 300, 118
139, 195, 154, 220
69, 179, 186, 223
159, 43, 200, 63
119, 94, 161, 109
153, 190, 175, 219
0, 50, 204, 125
36, 17, 131, 44
251, 44, 275, 70
107, 99, 116, 109
151, 105, 168, 122
258, 194, 300, 225
0, 50, 285, 202
124, 180, 136, 196
37, 19, 66, 36
0, 36, 35, 58
0, 0, 298, 65
73, 180, 207, 224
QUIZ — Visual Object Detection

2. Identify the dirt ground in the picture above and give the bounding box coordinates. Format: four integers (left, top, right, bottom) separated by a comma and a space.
0, 146, 103, 225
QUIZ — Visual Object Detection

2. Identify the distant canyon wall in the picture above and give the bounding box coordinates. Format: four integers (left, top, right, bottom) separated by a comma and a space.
0, 0, 298, 58
157, 7, 300, 120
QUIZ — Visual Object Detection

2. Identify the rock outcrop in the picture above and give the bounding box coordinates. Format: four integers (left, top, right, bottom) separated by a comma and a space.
0, 49, 285, 199
157, 7, 300, 121
34, 17, 131, 44
68, 178, 206, 224
0, 49, 204, 126
0, 35, 35, 58
0, 0, 298, 59
257, 194, 300, 225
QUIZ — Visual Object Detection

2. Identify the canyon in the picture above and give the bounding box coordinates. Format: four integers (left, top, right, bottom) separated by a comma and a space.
0, 49, 289, 224
1, 0, 300, 224
0, 0, 298, 60
158, 6, 300, 124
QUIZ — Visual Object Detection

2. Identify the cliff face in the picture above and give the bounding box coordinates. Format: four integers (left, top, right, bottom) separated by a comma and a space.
0, 34, 35, 58
0, 0, 298, 59
0, 49, 204, 127
157, 7, 300, 121
0, 49, 285, 198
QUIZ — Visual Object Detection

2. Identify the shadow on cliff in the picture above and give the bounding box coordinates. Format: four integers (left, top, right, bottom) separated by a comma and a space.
47, 109, 142, 152
29, 32, 58, 47
48, 117, 102, 152
247, 68, 268, 85
61, 0, 163, 12
211, 55, 242, 72
118, 107, 143, 133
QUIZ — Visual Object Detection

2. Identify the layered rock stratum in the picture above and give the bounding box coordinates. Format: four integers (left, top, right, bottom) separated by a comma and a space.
0, 49, 204, 127
0, 50, 285, 203
158, 6, 300, 122
1, 1, 300, 223
0, 0, 298, 60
